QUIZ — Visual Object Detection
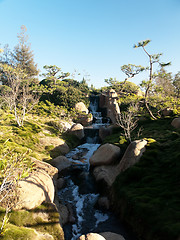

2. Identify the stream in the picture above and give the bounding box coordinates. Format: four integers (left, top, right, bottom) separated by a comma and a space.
58, 96, 138, 240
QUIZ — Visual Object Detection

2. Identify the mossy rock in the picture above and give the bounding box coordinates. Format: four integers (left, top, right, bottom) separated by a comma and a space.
0, 203, 64, 240
0, 223, 39, 240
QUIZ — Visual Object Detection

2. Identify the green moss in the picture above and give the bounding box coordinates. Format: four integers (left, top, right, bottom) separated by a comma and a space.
0, 223, 38, 240
8, 210, 33, 227
0, 203, 64, 240
112, 122, 180, 240
61, 133, 80, 149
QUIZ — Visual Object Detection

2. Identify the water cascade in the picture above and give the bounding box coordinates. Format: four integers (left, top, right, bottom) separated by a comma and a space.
58, 96, 137, 240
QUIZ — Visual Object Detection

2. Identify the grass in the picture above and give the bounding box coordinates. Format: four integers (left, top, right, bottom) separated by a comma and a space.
110, 117, 180, 240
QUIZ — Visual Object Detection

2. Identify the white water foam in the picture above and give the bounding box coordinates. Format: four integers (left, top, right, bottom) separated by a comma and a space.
71, 184, 99, 240
66, 143, 100, 167
94, 210, 109, 227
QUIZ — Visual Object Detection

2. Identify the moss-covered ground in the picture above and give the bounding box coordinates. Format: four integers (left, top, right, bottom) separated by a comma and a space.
109, 117, 180, 240
0, 109, 79, 239
0, 203, 64, 240
0, 110, 79, 160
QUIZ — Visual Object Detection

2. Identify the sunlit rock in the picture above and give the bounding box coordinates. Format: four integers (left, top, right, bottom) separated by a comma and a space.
75, 102, 89, 114
90, 143, 120, 166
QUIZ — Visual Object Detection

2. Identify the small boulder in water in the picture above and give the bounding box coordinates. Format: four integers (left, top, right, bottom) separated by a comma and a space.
50, 156, 72, 172
69, 123, 85, 139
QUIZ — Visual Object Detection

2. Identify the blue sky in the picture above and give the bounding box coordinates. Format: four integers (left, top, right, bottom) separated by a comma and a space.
0, 0, 180, 88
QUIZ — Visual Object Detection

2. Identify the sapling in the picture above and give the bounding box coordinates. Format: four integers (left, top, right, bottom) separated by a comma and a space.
116, 103, 139, 142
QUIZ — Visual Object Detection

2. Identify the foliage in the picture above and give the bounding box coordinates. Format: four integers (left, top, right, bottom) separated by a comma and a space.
41, 65, 70, 85
173, 71, 180, 97
154, 68, 174, 97
13, 25, 39, 78
104, 78, 141, 96
32, 100, 70, 118
0, 26, 42, 126
112, 117, 180, 240
40, 78, 90, 111
121, 64, 146, 81
0, 64, 43, 126
134, 39, 171, 119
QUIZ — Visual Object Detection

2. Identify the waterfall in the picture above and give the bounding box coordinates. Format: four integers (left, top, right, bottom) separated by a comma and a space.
58, 96, 137, 240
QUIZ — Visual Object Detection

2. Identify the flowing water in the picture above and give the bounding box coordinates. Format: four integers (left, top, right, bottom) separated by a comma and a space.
58, 96, 138, 240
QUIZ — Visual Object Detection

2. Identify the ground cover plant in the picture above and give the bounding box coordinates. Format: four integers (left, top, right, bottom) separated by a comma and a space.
110, 117, 180, 240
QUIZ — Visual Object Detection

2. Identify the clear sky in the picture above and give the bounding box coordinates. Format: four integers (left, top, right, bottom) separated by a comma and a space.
0, 0, 180, 88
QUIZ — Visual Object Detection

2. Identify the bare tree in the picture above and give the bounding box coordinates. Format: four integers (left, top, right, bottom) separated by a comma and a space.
0, 148, 32, 235
116, 103, 139, 142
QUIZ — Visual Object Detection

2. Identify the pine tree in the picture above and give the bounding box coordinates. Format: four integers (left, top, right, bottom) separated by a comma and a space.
13, 25, 39, 78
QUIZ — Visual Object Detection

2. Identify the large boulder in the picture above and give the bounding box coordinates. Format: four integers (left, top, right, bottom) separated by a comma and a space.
117, 139, 147, 172
93, 140, 147, 188
78, 233, 105, 240
93, 165, 118, 188
15, 169, 55, 210
50, 155, 72, 172
171, 117, 180, 128
78, 232, 125, 240
75, 102, 89, 114
90, 143, 120, 166
100, 232, 125, 240
69, 123, 85, 139
31, 158, 58, 179
59, 204, 69, 225
60, 120, 74, 132
40, 136, 70, 155
76, 113, 93, 126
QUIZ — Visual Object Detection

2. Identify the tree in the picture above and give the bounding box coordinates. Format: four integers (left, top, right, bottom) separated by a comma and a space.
154, 67, 174, 97
173, 72, 180, 98
0, 64, 41, 126
13, 25, 39, 78
121, 64, 145, 81
0, 44, 13, 85
116, 103, 139, 142
41, 65, 70, 85
105, 64, 145, 96
134, 39, 171, 119
0, 147, 32, 235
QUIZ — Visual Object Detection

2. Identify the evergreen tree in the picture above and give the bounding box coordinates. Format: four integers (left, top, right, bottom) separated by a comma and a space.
134, 39, 171, 119
13, 25, 39, 78
41, 65, 70, 85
